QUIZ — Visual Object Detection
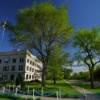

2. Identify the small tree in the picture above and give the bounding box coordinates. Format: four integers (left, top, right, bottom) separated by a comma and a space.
47, 65, 63, 84
73, 29, 100, 88
47, 45, 69, 84
63, 68, 72, 79
16, 73, 24, 89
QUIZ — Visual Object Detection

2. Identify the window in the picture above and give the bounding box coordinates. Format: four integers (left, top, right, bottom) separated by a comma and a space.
3, 66, 9, 71
11, 66, 16, 71
30, 61, 32, 65
19, 58, 24, 63
32, 68, 34, 72
27, 59, 29, 63
19, 65, 23, 71
26, 74, 28, 80
32, 75, 34, 79
29, 75, 31, 79
12, 58, 16, 63
32, 62, 34, 66
4, 58, 10, 63
0, 59, 2, 64
3, 75, 8, 81
10, 74, 15, 81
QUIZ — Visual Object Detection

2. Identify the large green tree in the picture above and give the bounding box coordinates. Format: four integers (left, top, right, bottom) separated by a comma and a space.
6, 3, 72, 87
73, 29, 100, 88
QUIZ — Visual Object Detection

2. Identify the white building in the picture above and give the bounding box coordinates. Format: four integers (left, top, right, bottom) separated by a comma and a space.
0, 50, 42, 82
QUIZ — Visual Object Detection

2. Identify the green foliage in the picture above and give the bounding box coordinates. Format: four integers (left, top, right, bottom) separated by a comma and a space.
63, 69, 72, 79
94, 66, 100, 81
0, 80, 82, 98
35, 98, 41, 100
0, 93, 32, 100
71, 72, 89, 80
7, 3, 72, 87
47, 45, 69, 84
73, 28, 100, 88
15, 73, 25, 89
8, 3, 72, 49
74, 29, 100, 61
76, 82, 100, 94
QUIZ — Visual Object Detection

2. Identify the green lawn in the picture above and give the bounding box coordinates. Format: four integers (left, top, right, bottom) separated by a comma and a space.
76, 82, 100, 94
0, 80, 82, 98
0, 93, 33, 100
0, 98, 11, 100
24, 80, 82, 97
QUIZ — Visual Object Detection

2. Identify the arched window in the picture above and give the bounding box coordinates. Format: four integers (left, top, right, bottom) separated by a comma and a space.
26, 74, 28, 80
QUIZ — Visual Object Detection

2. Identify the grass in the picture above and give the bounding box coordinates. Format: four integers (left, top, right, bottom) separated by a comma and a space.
0, 98, 11, 100
0, 93, 33, 100
23, 80, 82, 98
76, 82, 100, 94
0, 80, 82, 98
0, 95, 41, 100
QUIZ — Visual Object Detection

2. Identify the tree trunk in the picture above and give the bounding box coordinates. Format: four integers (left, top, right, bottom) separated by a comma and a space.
89, 68, 94, 89
41, 63, 47, 87
53, 76, 56, 85
41, 70, 45, 87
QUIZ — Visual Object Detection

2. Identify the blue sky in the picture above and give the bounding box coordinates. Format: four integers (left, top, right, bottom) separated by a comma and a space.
0, 0, 100, 57
1, 0, 100, 72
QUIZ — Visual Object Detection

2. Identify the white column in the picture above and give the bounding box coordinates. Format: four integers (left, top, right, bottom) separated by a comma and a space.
59, 88, 61, 100
41, 87, 43, 100
33, 89, 35, 100
27, 86, 30, 94
56, 91, 59, 100
13, 85, 15, 93
15, 87, 18, 95
2, 87, 5, 94
8, 85, 10, 93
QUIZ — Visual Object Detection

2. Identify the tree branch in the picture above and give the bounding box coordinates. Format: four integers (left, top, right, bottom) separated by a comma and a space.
94, 60, 100, 66
84, 56, 91, 68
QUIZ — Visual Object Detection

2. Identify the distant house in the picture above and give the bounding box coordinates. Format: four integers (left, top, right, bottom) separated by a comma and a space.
0, 50, 42, 82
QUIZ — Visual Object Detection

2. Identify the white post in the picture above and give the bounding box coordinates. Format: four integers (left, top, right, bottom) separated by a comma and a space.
59, 88, 61, 100
33, 89, 35, 100
28, 86, 30, 94
8, 85, 10, 93
2, 87, 5, 94
15, 87, 18, 95
13, 85, 15, 93
41, 87, 43, 100
83, 88, 87, 98
56, 91, 59, 100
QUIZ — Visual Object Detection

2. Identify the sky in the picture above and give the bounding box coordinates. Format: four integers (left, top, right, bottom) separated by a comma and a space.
0, 0, 100, 72
1, 0, 100, 51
